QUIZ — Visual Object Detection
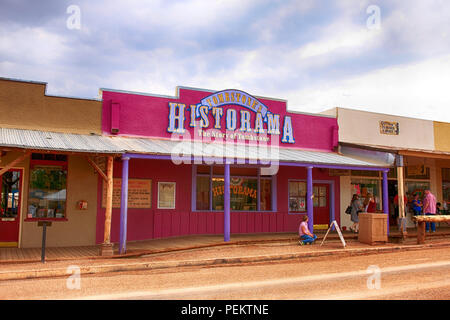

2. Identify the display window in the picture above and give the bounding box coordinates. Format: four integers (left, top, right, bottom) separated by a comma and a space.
351, 178, 381, 210
27, 153, 68, 220
194, 166, 273, 212
289, 181, 306, 212
212, 177, 257, 211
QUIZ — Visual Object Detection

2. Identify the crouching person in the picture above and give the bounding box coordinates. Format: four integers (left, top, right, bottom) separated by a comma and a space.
298, 215, 317, 245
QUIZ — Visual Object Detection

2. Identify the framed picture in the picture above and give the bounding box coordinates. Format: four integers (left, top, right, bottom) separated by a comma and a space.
158, 182, 176, 209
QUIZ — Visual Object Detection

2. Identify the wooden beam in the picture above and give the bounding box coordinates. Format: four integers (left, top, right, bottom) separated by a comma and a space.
398, 150, 450, 160
103, 156, 114, 246
86, 156, 108, 182
0, 152, 31, 176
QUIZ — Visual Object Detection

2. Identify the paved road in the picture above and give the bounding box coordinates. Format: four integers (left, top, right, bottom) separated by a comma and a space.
1, 245, 450, 300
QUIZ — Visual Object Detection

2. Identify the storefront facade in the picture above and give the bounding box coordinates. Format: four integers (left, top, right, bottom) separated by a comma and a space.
0, 77, 115, 248
99, 87, 387, 252
323, 107, 450, 230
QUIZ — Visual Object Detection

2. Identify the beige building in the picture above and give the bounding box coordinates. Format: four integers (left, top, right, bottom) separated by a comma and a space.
0, 77, 118, 248
323, 107, 450, 230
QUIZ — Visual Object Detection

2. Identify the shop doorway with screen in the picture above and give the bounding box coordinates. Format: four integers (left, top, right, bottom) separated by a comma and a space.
0, 169, 22, 247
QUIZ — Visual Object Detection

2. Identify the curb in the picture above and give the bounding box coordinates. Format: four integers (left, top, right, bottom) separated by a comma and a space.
1, 241, 450, 282
0, 234, 357, 265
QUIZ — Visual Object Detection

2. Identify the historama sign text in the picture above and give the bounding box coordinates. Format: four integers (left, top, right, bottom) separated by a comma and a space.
167, 89, 295, 144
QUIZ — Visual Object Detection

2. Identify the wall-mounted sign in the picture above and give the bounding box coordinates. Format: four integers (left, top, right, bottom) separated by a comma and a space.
167, 89, 295, 144
102, 179, 152, 209
406, 165, 426, 176
157, 182, 176, 209
380, 121, 399, 135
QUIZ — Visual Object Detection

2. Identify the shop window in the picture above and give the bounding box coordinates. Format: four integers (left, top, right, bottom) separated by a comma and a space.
212, 178, 257, 211
28, 154, 68, 219
351, 179, 381, 210
195, 166, 273, 212
289, 181, 306, 212
1, 171, 21, 218
196, 176, 210, 210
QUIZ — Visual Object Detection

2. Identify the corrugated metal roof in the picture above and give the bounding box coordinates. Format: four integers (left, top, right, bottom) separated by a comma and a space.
0, 128, 122, 154
0, 128, 386, 167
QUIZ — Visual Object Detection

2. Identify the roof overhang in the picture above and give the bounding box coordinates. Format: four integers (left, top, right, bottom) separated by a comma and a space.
0, 128, 389, 170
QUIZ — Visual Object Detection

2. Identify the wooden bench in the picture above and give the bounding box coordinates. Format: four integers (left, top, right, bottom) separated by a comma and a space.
412, 215, 450, 244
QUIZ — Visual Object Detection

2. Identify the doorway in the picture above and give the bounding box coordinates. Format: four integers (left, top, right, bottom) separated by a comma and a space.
0, 169, 22, 246
313, 183, 330, 228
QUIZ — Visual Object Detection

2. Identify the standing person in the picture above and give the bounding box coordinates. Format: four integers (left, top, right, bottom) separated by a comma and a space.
364, 193, 377, 213
350, 194, 363, 233
422, 189, 437, 233
298, 215, 317, 245
411, 193, 423, 216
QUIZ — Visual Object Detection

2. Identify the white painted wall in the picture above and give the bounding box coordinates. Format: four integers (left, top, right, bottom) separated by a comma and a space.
334, 108, 435, 151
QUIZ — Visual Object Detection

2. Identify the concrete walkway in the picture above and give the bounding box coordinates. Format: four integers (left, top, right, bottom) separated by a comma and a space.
0, 231, 353, 263
0, 228, 449, 282
1, 227, 449, 264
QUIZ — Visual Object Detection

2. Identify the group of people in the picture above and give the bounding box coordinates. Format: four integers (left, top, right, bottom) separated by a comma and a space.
408, 189, 440, 232
297, 189, 444, 246
348, 193, 377, 233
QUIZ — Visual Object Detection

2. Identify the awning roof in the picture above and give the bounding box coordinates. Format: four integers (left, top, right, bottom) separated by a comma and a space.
0, 128, 122, 154
0, 128, 388, 168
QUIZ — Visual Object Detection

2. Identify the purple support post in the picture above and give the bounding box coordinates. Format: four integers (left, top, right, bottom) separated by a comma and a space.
382, 169, 390, 235
271, 173, 277, 212
257, 168, 261, 211
224, 163, 231, 242
307, 166, 314, 233
119, 157, 130, 254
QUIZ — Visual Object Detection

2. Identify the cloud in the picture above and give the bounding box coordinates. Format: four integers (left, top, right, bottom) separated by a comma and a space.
0, 0, 449, 122
288, 53, 450, 122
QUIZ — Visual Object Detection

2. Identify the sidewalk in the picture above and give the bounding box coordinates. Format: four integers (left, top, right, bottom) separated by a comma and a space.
0, 228, 449, 282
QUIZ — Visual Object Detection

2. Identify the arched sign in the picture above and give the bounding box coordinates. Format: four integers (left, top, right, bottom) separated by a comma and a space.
167, 89, 295, 144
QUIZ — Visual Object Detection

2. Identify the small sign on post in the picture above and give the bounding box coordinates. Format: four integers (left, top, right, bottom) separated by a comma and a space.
38, 221, 52, 263
320, 220, 346, 248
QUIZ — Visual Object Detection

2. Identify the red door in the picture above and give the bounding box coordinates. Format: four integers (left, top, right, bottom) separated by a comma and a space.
313, 184, 330, 228
0, 169, 22, 246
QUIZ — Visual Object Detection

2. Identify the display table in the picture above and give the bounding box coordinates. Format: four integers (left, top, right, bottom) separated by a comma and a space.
412, 215, 450, 244
358, 213, 388, 245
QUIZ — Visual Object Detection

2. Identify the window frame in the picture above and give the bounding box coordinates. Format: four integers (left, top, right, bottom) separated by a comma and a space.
192, 165, 276, 213
157, 181, 176, 210
26, 154, 69, 222
288, 180, 307, 214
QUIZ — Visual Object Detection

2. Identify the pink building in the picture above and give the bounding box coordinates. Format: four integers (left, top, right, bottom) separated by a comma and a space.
97, 86, 387, 253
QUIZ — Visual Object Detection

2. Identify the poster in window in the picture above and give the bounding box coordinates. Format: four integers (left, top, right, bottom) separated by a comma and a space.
298, 197, 306, 211
289, 197, 299, 211
158, 182, 176, 209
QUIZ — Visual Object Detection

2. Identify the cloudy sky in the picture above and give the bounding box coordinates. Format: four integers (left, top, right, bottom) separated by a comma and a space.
1, 0, 450, 121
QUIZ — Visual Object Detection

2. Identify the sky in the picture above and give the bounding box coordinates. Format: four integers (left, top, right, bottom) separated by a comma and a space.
1, 0, 450, 121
